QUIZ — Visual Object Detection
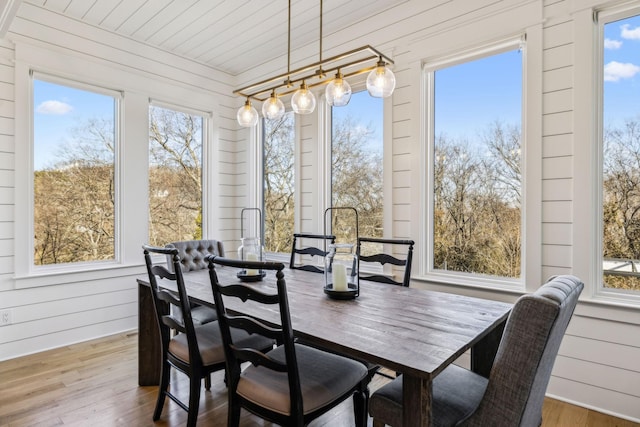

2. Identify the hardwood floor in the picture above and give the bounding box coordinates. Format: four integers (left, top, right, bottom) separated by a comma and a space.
1, 331, 637, 427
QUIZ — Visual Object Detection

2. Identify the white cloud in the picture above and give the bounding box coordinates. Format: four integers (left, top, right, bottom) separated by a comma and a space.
621, 24, 640, 40
36, 100, 73, 115
604, 38, 622, 49
604, 61, 640, 82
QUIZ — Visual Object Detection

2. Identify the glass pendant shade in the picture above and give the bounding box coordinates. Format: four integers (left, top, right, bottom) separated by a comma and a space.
325, 73, 352, 107
291, 82, 316, 114
366, 61, 396, 98
262, 92, 285, 120
237, 99, 259, 127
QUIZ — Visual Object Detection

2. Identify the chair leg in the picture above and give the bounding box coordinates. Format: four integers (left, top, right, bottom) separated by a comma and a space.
353, 389, 368, 427
228, 393, 241, 427
186, 377, 202, 427
205, 373, 211, 390
153, 360, 171, 421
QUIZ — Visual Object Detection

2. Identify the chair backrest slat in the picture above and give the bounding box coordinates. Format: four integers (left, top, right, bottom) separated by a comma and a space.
207, 256, 303, 415
357, 237, 415, 287
143, 244, 204, 368
290, 233, 336, 273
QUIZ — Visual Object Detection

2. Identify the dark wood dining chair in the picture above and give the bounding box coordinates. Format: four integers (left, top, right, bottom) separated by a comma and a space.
357, 237, 415, 287
165, 239, 225, 326
289, 233, 336, 273
142, 244, 275, 427
368, 275, 584, 427
207, 256, 370, 427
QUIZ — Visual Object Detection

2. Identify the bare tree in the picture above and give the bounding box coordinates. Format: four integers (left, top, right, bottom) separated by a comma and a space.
433, 121, 522, 278
263, 113, 295, 253
332, 116, 383, 240
148, 106, 203, 245
34, 119, 115, 264
602, 119, 640, 290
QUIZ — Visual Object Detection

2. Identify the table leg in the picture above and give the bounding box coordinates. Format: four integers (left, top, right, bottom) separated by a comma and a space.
403, 374, 432, 427
138, 280, 161, 386
471, 319, 506, 378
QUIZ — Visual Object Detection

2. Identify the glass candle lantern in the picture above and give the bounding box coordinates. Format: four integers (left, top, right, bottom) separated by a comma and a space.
324, 243, 359, 298
237, 237, 264, 276
238, 208, 265, 281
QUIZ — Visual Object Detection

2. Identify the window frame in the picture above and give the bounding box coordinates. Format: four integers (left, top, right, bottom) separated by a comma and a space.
28, 71, 123, 273
147, 99, 210, 246
594, 5, 640, 302
260, 111, 296, 259
421, 36, 529, 291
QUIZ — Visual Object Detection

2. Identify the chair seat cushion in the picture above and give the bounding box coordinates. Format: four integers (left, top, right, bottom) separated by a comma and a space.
190, 304, 218, 325
169, 322, 274, 367
172, 304, 217, 326
237, 343, 368, 416
369, 364, 488, 427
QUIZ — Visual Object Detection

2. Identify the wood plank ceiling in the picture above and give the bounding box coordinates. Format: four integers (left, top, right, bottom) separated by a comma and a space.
22, 0, 404, 78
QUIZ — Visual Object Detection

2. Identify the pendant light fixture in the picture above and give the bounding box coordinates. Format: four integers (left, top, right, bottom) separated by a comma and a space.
237, 98, 259, 127
291, 81, 316, 114
325, 70, 352, 106
234, 0, 395, 127
366, 57, 396, 98
262, 90, 285, 120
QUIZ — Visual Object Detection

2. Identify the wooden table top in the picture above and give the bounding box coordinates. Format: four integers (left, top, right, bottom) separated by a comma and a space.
146, 266, 512, 381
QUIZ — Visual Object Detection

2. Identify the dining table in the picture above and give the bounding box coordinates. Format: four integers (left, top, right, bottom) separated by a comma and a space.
137, 265, 512, 427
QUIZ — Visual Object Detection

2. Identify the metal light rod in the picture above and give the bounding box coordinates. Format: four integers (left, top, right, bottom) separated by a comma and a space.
233, 45, 394, 101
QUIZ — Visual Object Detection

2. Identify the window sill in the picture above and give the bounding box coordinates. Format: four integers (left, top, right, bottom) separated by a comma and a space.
14, 262, 146, 289
413, 275, 640, 325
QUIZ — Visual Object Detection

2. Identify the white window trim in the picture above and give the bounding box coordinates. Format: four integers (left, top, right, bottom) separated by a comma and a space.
419, 34, 536, 292
16, 70, 123, 279
148, 99, 212, 241
577, 3, 640, 305
13, 40, 220, 286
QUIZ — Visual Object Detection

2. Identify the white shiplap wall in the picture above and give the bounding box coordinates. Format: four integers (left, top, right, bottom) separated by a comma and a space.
0, 5, 241, 360
292, 0, 640, 422
0, 0, 639, 423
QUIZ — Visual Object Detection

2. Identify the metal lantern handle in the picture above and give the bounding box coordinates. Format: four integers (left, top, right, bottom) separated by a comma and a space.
323, 207, 359, 248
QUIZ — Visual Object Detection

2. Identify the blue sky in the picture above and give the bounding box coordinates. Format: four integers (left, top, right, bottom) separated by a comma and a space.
434, 48, 522, 144
603, 15, 640, 128
33, 18, 639, 170
331, 89, 383, 152
33, 79, 114, 170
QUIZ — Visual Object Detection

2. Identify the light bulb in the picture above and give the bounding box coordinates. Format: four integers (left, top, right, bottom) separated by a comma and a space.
325, 72, 352, 107
291, 82, 316, 114
262, 92, 285, 120
366, 60, 396, 98
237, 98, 259, 127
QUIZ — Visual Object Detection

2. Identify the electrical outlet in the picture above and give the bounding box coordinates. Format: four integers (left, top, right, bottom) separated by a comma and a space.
0, 309, 12, 326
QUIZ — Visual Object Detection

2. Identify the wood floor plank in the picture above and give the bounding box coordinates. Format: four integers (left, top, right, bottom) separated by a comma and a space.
0, 332, 637, 426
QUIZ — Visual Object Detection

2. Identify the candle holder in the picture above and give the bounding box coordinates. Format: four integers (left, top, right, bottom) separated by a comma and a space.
237, 208, 266, 282
323, 207, 359, 299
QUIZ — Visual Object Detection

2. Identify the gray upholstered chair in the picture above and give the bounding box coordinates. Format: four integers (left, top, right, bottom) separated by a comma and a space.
165, 239, 225, 325
369, 275, 584, 427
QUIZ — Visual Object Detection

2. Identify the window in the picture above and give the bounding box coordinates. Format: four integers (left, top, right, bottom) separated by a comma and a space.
426, 46, 523, 280
33, 77, 118, 266
148, 104, 204, 246
331, 90, 383, 240
262, 112, 295, 254
600, 11, 640, 292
